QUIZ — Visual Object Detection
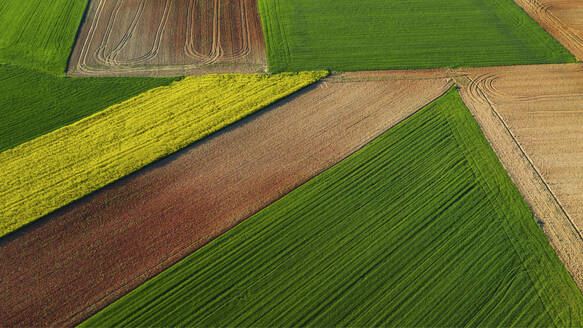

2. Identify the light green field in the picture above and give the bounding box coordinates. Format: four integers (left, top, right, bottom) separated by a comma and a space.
259, 0, 576, 72
82, 88, 583, 327
0, 0, 88, 74
0, 71, 326, 237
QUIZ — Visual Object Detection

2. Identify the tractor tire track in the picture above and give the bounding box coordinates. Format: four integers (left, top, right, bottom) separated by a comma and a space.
513, 0, 583, 59
455, 63, 583, 291
68, 0, 266, 76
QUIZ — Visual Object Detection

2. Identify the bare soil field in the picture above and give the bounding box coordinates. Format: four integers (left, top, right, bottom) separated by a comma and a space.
68, 0, 267, 76
0, 76, 451, 327
455, 63, 583, 289
513, 0, 583, 59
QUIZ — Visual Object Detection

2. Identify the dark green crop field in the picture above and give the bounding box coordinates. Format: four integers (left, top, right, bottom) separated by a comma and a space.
82, 88, 583, 327
259, 0, 576, 72
0, 64, 178, 152
0, 0, 89, 74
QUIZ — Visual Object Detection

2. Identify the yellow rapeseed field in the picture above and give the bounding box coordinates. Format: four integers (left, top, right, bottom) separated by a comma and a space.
0, 71, 327, 237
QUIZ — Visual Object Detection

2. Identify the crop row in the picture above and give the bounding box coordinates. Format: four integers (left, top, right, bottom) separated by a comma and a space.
82, 88, 583, 326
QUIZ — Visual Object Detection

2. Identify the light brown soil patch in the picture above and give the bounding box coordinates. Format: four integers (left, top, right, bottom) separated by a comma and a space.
455, 63, 583, 290
0, 76, 452, 327
68, 0, 267, 76
513, 0, 583, 59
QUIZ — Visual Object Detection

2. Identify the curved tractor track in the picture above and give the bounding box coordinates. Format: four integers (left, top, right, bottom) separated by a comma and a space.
513, 0, 583, 59
456, 63, 583, 290
68, 0, 266, 76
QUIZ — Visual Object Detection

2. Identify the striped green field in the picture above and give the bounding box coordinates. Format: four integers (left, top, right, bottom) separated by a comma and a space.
82, 88, 583, 327
0, 0, 88, 74
259, 0, 576, 72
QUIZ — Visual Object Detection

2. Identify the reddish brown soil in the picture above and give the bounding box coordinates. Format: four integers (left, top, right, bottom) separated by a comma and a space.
456, 63, 583, 290
513, 0, 583, 59
0, 76, 451, 327
68, 0, 267, 76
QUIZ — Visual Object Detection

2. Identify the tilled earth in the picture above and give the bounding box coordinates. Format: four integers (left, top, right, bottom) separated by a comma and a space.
68, 0, 267, 76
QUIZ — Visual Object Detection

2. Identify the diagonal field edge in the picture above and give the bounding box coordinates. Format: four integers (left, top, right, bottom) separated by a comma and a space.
0, 75, 451, 327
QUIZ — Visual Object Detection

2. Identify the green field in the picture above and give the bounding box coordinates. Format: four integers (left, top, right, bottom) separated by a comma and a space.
0, 64, 177, 153
0, 0, 88, 74
259, 0, 576, 72
82, 88, 583, 327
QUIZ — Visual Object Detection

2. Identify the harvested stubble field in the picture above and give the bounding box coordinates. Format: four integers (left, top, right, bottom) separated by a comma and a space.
0, 71, 324, 238
456, 63, 583, 288
82, 88, 583, 327
0, 75, 451, 327
513, 0, 583, 59
0, 0, 88, 74
259, 0, 575, 72
69, 0, 267, 76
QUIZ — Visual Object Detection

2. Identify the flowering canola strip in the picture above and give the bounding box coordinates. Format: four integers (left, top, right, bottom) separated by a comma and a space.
0, 71, 326, 237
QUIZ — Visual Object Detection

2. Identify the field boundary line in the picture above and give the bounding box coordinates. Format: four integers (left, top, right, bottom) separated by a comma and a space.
513, 0, 583, 59
471, 75, 583, 241
64, 0, 92, 74
456, 73, 583, 291
63, 77, 454, 326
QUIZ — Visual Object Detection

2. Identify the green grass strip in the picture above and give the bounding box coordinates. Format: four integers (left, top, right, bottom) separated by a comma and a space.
259, 0, 576, 72
82, 87, 583, 327
0, 71, 327, 237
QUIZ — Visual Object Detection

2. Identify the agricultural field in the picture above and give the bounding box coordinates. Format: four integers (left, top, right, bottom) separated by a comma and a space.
259, 0, 576, 72
0, 64, 177, 152
0, 0, 178, 152
82, 89, 583, 326
69, 0, 267, 76
513, 0, 583, 59
2, 0, 583, 326
0, 71, 325, 237
0, 0, 88, 74
456, 63, 583, 287
0, 74, 450, 327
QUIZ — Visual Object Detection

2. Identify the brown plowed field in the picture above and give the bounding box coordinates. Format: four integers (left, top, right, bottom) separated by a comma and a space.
513, 0, 583, 59
0, 76, 452, 327
455, 63, 583, 289
68, 0, 267, 76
